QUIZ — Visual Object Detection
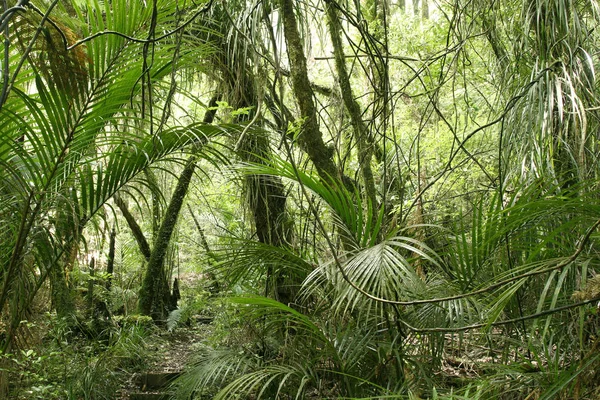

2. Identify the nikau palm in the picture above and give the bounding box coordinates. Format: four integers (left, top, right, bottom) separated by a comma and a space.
0, 0, 224, 348
1, 0, 600, 398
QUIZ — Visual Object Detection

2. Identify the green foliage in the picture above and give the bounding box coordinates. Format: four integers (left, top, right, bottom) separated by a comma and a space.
0, 348, 67, 399
167, 289, 212, 332
1, 312, 151, 399
3, 0, 600, 397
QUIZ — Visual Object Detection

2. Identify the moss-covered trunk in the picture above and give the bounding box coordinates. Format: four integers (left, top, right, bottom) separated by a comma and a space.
138, 155, 197, 320
239, 131, 294, 303
279, 0, 340, 184
138, 97, 218, 320
50, 263, 76, 318
114, 194, 152, 261
326, 1, 378, 213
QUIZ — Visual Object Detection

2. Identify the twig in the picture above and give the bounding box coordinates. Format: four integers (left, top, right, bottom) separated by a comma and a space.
398, 296, 600, 333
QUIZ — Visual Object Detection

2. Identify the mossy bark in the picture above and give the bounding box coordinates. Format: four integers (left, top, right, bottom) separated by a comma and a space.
50, 263, 76, 318
326, 2, 378, 213
279, 0, 340, 184
138, 155, 198, 319
235, 100, 294, 303
144, 169, 162, 241
138, 97, 218, 320
48, 194, 80, 320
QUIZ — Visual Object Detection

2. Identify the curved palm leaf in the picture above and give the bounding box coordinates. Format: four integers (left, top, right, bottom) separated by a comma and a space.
241, 155, 385, 249
0, 0, 227, 345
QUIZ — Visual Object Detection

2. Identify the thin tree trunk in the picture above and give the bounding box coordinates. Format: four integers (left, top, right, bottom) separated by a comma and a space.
114, 194, 151, 261
188, 204, 211, 254
87, 257, 95, 317
364, 0, 392, 224
106, 228, 115, 291
326, 1, 378, 212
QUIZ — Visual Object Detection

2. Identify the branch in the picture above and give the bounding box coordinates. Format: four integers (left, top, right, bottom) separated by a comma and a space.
0, 0, 29, 31
399, 296, 600, 333
113, 194, 152, 261
30, 0, 215, 51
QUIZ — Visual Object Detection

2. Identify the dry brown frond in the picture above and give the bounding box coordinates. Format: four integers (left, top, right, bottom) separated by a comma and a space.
572, 275, 600, 302
14, 14, 89, 97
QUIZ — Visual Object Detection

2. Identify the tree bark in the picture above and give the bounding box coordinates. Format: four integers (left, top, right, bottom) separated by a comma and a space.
50, 263, 75, 318
86, 257, 95, 317
114, 194, 151, 261
279, 0, 340, 184
421, 0, 429, 19
138, 155, 197, 319
144, 169, 162, 241
188, 204, 211, 254
326, 1, 378, 211
138, 96, 218, 320
106, 228, 115, 291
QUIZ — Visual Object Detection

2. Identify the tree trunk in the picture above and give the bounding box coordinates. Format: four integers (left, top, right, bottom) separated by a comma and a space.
50, 263, 75, 319
138, 96, 218, 320
326, 1, 378, 213
188, 204, 211, 254
364, 0, 392, 223
138, 155, 197, 320
87, 257, 95, 317
279, 0, 340, 184
106, 228, 115, 291
145, 169, 162, 241
235, 101, 294, 303
421, 0, 429, 19
114, 194, 151, 261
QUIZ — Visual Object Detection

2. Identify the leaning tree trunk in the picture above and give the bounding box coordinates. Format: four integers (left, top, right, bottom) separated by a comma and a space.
138, 155, 197, 320
114, 194, 152, 261
138, 97, 218, 320
326, 1, 378, 213
279, 0, 341, 184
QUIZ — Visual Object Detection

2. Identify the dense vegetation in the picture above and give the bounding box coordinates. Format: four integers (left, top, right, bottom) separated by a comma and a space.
1, 0, 600, 398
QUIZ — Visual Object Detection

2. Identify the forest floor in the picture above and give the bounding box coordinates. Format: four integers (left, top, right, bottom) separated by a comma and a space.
115, 271, 216, 399
118, 318, 213, 399
148, 326, 209, 373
